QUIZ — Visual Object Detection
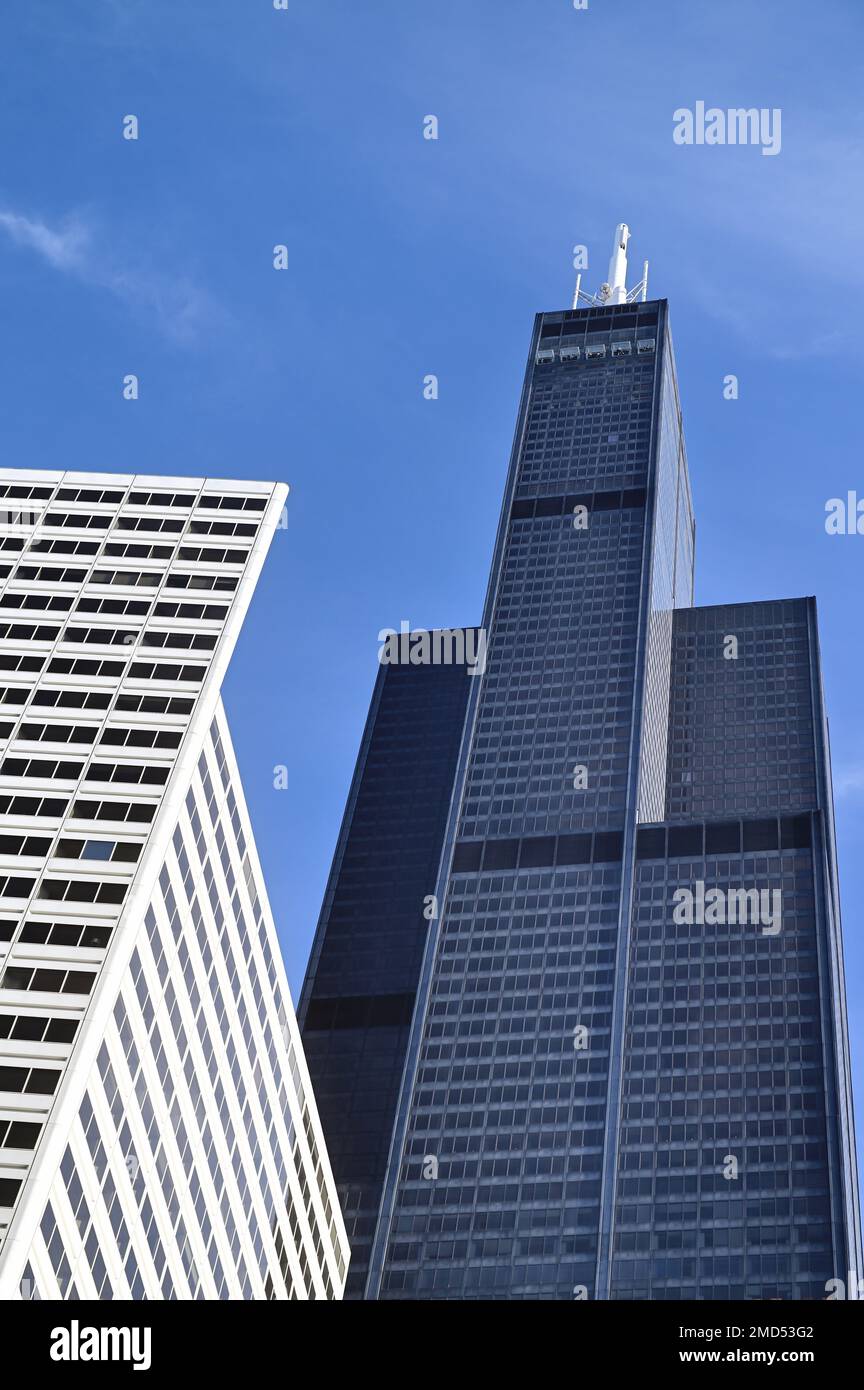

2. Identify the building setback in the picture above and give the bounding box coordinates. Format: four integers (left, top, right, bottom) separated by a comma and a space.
304, 231, 861, 1300
0, 469, 349, 1300
299, 645, 476, 1297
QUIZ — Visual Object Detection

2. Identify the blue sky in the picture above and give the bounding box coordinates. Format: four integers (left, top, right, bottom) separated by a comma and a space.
2, 0, 864, 1108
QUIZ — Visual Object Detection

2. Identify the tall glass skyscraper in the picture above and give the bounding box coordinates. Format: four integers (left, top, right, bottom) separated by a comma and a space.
302, 229, 861, 1300
0, 469, 349, 1300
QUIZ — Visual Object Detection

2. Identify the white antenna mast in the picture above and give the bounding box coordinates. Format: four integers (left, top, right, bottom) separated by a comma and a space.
572, 223, 650, 308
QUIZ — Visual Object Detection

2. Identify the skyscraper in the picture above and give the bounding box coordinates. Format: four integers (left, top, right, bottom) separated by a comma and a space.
303, 227, 861, 1300
0, 469, 349, 1301
298, 637, 477, 1296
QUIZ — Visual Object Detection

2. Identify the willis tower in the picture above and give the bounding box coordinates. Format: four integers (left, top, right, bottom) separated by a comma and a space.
300, 226, 861, 1301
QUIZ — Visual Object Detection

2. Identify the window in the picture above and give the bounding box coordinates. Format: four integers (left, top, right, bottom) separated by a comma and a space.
164, 572, 237, 593
37, 878, 128, 905
54, 487, 123, 505
16, 722, 97, 745
13, 564, 88, 583
28, 538, 100, 557
0, 833, 52, 855
19, 920, 110, 951
0, 484, 52, 501
99, 727, 182, 751
153, 601, 228, 622
178, 545, 248, 564
61, 626, 138, 647
115, 516, 184, 534
102, 542, 173, 560
0, 622, 60, 641
70, 798, 156, 825
0, 874, 36, 897
74, 598, 151, 617
54, 838, 141, 864
127, 490, 195, 508
198, 494, 267, 512
44, 512, 111, 530
47, 658, 125, 678
127, 662, 206, 683
187, 520, 257, 538
2, 965, 94, 992
89, 568, 161, 588
0, 655, 45, 674
140, 630, 217, 651
113, 693, 193, 716
84, 762, 169, 787
31, 690, 112, 711
11, 1067, 59, 1093
0, 795, 68, 811
0, 1119, 40, 1149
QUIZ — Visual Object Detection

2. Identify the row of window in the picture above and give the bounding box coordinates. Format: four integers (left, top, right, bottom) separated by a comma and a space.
0, 622, 58, 642
16, 722, 95, 744
38, 878, 129, 904
0, 484, 52, 501
154, 601, 228, 622
59, 625, 216, 650
18, 919, 112, 949
3, 721, 182, 751
30, 538, 100, 557
55, 837, 141, 863
117, 516, 256, 538
2, 594, 230, 626
55, 487, 123, 505
0, 873, 132, 902
116, 693, 194, 716
32, 690, 111, 711
39, 656, 205, 682
89, 762, 168, 786
0, 1117, 40, 1149
1, 965, 96, 994
75, 598, 149, 617
101, 727, 182, 750
0, 792, 68, 817
0, 833, 51, 856
128, 661, 206, 683
44, 513, 111, 531
0, 756, 169, 785
8, 565, 239, 591
0, 595, 74, 613
13, 565, 88, 584
9, 531, 246, 567
0, 483, 266, 510
0, 1011, 78, 1042
71, 797, 156, 824
0, 794, 155, 824
0, 874, 36, 897
0, 688, 194, 718
0, 620, 219, 650
0, 1065, 59, 1094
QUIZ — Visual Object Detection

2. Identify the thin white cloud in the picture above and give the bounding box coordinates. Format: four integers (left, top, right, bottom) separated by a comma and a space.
835, 765, 864, 798
0, 211, 89, 271
0, 207, 221, 344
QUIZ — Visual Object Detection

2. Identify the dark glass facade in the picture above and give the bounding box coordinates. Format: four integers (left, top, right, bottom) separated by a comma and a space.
305, 298, 861, 1300
298, 643, 474, 1297
608, 599, 861, 1299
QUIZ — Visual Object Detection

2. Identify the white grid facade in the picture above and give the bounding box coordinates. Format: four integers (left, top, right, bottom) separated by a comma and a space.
0, 468, 348, 1299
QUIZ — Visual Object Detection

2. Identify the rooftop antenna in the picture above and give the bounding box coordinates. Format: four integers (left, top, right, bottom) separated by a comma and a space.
573, 223, 649, 309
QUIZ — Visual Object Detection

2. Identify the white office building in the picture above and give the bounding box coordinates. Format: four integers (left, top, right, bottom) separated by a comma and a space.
0, 469, 349, 1300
